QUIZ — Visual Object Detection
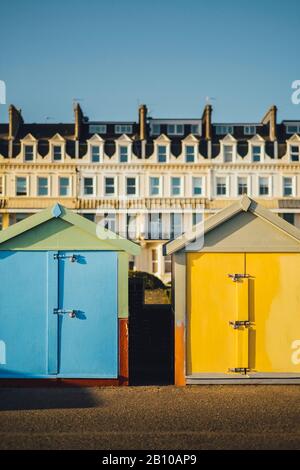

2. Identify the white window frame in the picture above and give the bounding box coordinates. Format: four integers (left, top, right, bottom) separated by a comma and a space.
151, 124, 161, 136
282, 175, 295, 197
237, 175, 250, 196
23, 144, 36, 162
15, 175, 29, 197
104, 176, 116, 197
258, 175, 272, 197
170, 176, 183, 197
184, 144, 197, 163
223, 144, 234, 162
37, 176, 50, 197
126, 176, 138, 197
289, 144, 300, 162
251, 143, 264, 163
115, 124, 133, 134
156, 143, 170, 163
90, 144, 103, 163
58, 176, 71, 197
215, 125, 234, 135
149, 176, 162, 197
215, 175, 229, 197
51, 143, 65, 162
192, 176, 203, 196
244, 125, 256, 135
89, 124, 107, 134
82, 175, 96, 197
167, 124, 184, 136
220, 141, 237, 162
190, 124, 200, 135
286, 124, 300, 134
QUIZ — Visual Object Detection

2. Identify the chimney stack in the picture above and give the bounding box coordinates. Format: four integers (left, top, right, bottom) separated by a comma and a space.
139, 104, 148, 140
8, 105, 23, 141
202, 104, 212, 140
261, 105, 277, 141
74, 102, 84, 140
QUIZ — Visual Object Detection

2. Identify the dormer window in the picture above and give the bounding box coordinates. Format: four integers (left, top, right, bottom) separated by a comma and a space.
167, 124, 184, 135
215, 125, 233, 135
115, 125, 132, 134
91, 145, 101, 162
185, 145, 195, 163
24, 145, 34, 161
244, 125, 256, 135
151, 124, 160, 135
286, 124, 300, 134
252, 145, 262, 162
119, 146, 128, 163
191, 124, 200, 135
290, 145, 300, 162
158, 145, 167, 163
53, 145, 62, 161
89, 124, 107, 134
224, 145, 233, 162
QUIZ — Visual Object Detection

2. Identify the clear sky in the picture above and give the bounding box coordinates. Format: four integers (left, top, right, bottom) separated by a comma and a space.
0, 0, 299, 123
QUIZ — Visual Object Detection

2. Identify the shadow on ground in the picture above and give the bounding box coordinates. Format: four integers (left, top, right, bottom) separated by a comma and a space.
0, 387, 100, 411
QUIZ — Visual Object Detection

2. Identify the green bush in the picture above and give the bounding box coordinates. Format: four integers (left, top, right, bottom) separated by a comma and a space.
129, 270, 167, 290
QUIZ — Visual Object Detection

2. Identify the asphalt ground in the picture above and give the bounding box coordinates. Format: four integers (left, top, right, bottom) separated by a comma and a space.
0, 385, 300, 450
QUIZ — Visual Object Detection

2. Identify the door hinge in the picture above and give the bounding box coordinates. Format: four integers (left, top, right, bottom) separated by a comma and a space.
228, 368, 250, 375
53, 308, 76, 318
228, 273, 250, 282
229, 320, 252, 329
53, 253, 77, 262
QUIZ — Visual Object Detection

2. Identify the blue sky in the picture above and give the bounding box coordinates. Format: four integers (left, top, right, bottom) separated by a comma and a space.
0, 0, 299, 123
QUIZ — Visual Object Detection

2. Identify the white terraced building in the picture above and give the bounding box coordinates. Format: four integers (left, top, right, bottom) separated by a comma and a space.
0, 103, 299, 282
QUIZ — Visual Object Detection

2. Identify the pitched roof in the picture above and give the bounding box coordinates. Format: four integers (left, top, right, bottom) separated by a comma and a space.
0, 203, 140, 255
164, 195, 300, 255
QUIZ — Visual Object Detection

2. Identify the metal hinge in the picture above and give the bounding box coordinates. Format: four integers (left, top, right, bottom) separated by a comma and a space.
53, 253, 77, 262
53, 308, 76, 318
228, 273, 250, 282
228, 368, 250, 375
229, 320, 252, 329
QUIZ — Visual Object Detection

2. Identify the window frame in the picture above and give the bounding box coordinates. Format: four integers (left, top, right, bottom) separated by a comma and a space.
82, 176, 95, 197
149, 176, 162, 197
282, 176, 295, 197
170, 176, 183, 197
115, 124, 133, 134
258, 175, 271, 197
15, 176, 28, 197
126, 176, 138, 196
215, 176, 228, 197
37, 176, 49, 197
59, 176, 71, 197
104, 176, 116, 196
192, 176, 203, 196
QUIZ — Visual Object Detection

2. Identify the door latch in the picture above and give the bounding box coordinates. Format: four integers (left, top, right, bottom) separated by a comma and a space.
229, 320, 251, 329
228, 368, 250, 375
228, 273, 250, 282
53, 308, 76, 318
53, 254, 77, 262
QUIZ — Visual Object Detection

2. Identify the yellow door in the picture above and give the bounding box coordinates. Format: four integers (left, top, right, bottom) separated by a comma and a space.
246, 253, 300, 374
187, 253, 249, 374
187, 252, 300, 376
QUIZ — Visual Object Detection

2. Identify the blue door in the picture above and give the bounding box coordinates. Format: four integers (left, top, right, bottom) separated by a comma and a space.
0, 251, 51, 378
56, 251, 118, 378
0, 250, 118, 379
